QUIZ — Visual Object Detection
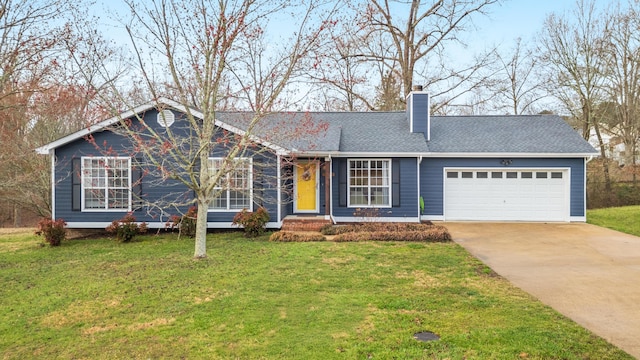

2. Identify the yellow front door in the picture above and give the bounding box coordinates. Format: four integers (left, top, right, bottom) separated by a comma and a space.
296, 161, 317, 212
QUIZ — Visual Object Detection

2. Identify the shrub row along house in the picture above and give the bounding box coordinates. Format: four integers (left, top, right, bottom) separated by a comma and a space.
36, 88, 598, 229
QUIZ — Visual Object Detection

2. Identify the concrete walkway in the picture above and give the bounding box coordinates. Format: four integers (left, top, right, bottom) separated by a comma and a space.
446, 222, 640, 358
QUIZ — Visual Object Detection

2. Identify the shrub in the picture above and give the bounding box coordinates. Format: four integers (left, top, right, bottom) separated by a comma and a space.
269, 231, 326, 242
35, 218, 67, 246
232, 207, 270, 237
321, 222, 440, 235
167, 207, 198, 238
333, 226, 451, 243
106, 214, 148, 243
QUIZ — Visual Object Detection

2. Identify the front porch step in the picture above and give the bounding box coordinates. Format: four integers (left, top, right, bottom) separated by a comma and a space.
281, 216, 331, 232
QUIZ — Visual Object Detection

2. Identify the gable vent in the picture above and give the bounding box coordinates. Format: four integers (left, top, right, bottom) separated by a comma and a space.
157, 109, 175, 127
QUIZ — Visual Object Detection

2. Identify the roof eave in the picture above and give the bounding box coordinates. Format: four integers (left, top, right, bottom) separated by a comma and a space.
429, 151, 599, 158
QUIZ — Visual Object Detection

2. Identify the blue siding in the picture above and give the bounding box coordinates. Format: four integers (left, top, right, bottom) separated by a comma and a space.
53, 109, 280, 226
331, 157, 419, 219
420, 157, 586, 218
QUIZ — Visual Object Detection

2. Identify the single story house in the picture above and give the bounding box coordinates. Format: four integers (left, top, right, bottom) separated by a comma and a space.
36, 89, 598, 228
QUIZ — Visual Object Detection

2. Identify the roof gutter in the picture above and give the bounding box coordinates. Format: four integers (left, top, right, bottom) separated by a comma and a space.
291, 151, 600, 158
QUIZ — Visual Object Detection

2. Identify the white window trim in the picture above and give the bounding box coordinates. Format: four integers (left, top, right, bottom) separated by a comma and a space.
347, 158, 392, 208
81, 156, 132, 212
207, 157, 253, 212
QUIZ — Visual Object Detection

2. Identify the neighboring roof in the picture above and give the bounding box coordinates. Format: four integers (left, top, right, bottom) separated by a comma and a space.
36, 98, 597, 157
428, 115, 598, 156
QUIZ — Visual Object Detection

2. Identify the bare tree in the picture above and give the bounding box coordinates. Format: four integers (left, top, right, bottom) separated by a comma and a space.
354, 0, 499, 111
0, 0, 90, 224
539, 0, 612, 191
489, 38, 547, 115
79, 0, 334, 258
600, 2, 640, 182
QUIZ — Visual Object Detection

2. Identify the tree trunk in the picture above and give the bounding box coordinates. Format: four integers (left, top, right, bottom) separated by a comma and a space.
194, 200, 208, 259
593, 124, 612, 193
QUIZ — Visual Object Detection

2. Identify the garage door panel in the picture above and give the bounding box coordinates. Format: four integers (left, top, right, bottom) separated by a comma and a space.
444, 169, 568, 221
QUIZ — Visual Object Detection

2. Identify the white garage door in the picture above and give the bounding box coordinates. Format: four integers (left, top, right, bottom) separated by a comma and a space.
444, 169, 569, 221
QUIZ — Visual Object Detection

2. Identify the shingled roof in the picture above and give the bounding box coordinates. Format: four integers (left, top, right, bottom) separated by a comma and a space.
224, 111, 597, 156
428, 115, 598, 155
36, 97, 598, 157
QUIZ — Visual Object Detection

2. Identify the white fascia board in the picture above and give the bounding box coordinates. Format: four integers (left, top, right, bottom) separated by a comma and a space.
294, 151, 426, 158
35, 101, 164, 154
291, 151, 598, 158
428, 152, 599, 158
35, 97, 290, 155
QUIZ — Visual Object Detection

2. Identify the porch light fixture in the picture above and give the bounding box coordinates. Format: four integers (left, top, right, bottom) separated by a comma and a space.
500, 159, 512, 166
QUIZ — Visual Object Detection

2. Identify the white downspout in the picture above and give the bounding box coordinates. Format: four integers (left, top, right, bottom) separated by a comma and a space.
417, 155, 423, 222
276, 154, 282, 227
50, 150, 56, 220
328, 155, 336, 224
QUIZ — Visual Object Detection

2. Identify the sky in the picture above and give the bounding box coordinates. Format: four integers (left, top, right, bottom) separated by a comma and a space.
90, 0, 610, 112
468, 0, 576, 46
96, 0, 582, 53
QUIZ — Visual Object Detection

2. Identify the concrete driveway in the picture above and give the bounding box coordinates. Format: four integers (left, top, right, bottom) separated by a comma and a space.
446, 222, 640, 358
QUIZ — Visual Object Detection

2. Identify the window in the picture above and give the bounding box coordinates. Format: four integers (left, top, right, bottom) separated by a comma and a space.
476, 172, 488, 178
461, 172, 473, 178
536, 172, 548, 179
491, 172, 503, 179
82, 157, 131, 211
447, 171, 458, 178
209, 158, 252, 211
506, 172, 518, 179
349, 160, 391, 207
521, 172, 533, 179
551, 172, 563, 179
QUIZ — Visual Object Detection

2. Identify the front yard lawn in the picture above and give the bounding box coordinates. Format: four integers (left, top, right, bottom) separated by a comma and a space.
0, 230, 631, 359
588, 205, 640, 237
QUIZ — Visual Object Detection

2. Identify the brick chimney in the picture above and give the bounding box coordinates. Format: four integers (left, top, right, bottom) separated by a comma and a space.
406, 85, 430, 141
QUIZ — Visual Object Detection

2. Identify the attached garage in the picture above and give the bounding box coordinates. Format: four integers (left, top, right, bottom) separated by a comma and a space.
444, 168, 570, 222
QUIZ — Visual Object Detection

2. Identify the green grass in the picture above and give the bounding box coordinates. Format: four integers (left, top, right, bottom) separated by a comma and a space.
0, 230, 631, 359
588, 205, 640, 236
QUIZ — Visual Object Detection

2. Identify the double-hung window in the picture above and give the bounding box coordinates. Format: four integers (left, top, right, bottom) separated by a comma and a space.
348, 159, 391, 207
81, 157, 131, 211
208, 158, 252, 211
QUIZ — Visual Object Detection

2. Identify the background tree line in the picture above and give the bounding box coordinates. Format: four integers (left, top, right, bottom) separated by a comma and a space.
1, 0, 638, 229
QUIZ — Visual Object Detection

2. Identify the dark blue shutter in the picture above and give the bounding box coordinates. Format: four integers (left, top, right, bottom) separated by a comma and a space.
131, 158, 143, 209
72, 158, 81, 211
392, 159, 400, 207
339, 159, 347, 207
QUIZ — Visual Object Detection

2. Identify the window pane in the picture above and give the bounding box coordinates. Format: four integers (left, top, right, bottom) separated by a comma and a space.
461, 172, 473, 178
85, 189, 105, 209
447, 172, 458, 178
551, 172, 563, 179
210, 193, 227, 209
108, 189, 129, 209
228, 190, 249, 209
370, 187, 389, 205
521, 172, 533, 179
477, 172, 488, 178
491, 172, 503, 179
536, 172, 548, 179
350, 187, 368, 206
506, 172, 518, 179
